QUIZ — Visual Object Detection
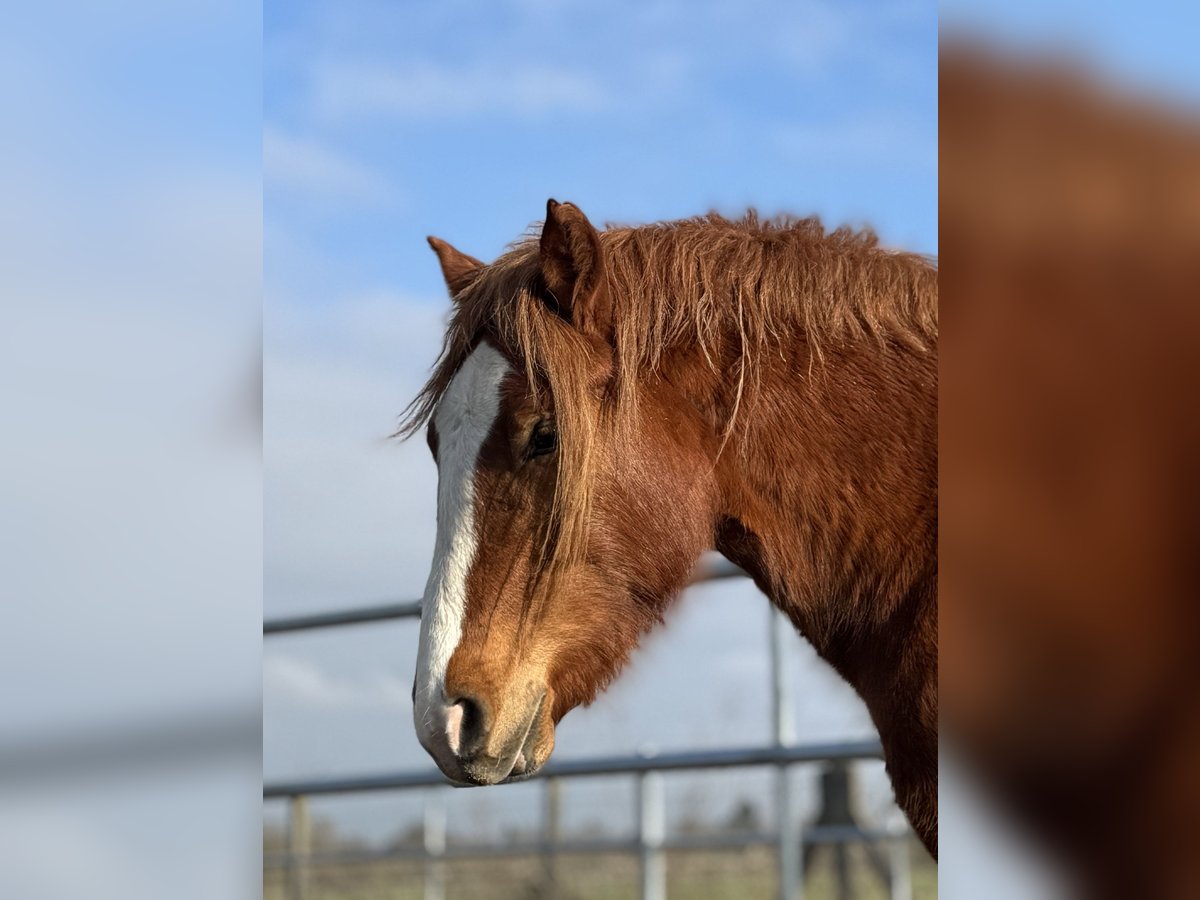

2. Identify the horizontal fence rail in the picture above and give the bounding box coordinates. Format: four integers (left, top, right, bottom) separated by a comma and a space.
263, 600, 422, 634
262, 739, 883, 799
0, 706, 259, 784
262, 558, 747, 635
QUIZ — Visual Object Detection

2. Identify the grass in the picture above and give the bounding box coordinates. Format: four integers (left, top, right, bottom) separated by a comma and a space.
264, 841, 936, 900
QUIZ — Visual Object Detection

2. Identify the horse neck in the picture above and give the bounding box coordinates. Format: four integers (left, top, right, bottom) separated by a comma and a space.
701, 332, 938, 717
634, 320, 939, 853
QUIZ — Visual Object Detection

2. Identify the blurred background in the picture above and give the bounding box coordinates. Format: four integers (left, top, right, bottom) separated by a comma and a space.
263, 1, 935, 898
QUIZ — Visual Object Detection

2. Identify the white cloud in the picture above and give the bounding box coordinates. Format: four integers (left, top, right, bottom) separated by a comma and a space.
263, 126, 391, 201
774, 113, 936, 170
263, 289, 448, 611
264, 651, 410, 710
311, 60, 611, 121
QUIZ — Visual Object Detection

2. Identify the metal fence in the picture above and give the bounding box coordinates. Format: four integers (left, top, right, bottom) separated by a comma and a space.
263, 559, 915, 900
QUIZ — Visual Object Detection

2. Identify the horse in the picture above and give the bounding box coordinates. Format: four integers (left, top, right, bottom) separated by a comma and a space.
401, 200, 938, 856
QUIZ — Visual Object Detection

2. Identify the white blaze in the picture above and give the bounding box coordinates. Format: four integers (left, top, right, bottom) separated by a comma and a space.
413, 342, 511, 749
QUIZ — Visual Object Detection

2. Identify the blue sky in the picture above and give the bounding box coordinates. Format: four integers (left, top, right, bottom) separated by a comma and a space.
265, 0, 937, 310
263, 0, 936, 844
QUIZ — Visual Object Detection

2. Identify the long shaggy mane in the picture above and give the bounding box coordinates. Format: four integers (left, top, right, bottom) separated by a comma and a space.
401, 212, 938, 571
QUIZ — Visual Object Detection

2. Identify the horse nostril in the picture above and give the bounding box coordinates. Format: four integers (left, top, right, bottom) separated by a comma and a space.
448, 695, 487, 757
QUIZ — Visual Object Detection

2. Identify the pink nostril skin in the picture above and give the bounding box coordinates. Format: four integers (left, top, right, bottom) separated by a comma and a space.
444, 701, 466, 756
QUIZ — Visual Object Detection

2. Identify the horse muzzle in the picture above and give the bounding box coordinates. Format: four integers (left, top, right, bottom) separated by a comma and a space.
416, 684, 554, 786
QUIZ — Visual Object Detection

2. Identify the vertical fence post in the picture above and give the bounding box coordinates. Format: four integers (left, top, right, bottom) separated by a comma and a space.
637, 771, 666, 900
286, 794, 311, 900
541, 777, 562, 899
889, 835, 912, 900
778, 769, 801, 900
423, 791, 446, 900
769, 607, 794, 749
771, 607, 802, 900
834, 839, 851, 900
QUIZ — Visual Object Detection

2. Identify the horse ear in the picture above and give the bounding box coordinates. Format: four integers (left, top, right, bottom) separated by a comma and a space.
538, 199, 612, 341
427, 236, 484, 298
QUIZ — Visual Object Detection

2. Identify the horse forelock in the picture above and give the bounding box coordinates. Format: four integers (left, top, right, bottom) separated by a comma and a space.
401, 211, 938, 573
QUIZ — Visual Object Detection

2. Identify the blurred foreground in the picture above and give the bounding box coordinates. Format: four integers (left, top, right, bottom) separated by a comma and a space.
0, 3, 261, 899
940, 36, 1200, 900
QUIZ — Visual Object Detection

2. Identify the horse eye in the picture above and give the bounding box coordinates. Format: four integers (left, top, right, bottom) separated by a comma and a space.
528, 422, 557, 458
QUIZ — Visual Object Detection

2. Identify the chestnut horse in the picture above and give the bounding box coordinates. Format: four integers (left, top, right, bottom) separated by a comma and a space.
402, 201, 938, 855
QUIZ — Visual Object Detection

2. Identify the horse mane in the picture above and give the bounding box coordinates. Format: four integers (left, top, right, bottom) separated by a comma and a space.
402, 211, 937, 571
606, 211, 936, 366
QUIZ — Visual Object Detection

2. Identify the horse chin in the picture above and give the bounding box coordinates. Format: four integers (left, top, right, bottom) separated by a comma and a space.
453, 735, 550, 786
505, 701, 555, 782
501, 763, 538, 784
